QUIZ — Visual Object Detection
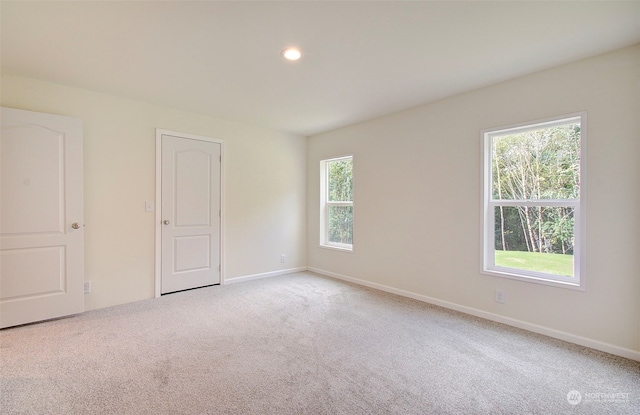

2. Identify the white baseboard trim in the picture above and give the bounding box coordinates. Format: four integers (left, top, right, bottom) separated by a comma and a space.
224, 267, 307, 285
308, 267, 640, 362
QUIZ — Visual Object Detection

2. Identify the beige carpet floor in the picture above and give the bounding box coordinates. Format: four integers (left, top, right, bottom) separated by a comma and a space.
1, 272, 638, 414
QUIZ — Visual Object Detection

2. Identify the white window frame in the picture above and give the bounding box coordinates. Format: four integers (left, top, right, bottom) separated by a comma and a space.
482, 113, 586, 290
320, 155, 354, 252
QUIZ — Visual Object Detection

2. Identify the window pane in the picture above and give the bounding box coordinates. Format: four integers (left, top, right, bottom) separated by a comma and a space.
328, 205, 353, 245
494, 206, 574, 277
492, 123, 580, 200
328, 158, 353, 202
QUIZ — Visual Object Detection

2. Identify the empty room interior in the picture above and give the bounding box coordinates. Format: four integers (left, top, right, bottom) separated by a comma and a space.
1, 1, 639, 414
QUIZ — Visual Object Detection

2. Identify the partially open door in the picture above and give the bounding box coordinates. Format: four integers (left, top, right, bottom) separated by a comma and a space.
1, 107, 84, 328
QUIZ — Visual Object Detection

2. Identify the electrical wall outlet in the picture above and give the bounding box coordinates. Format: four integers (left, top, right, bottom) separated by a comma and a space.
280, 254, 286, 263
84, 281, 92, 294
495, 289, 506, 304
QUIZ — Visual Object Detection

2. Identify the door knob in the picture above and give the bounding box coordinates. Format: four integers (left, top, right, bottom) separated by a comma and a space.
71, 222, 81, 229
163, 219, 170, 225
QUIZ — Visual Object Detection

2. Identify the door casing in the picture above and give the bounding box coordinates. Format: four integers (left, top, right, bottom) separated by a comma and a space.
155, 129, 224, 297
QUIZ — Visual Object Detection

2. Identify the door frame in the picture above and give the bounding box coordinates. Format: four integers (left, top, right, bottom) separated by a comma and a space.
154, 129, 225, 297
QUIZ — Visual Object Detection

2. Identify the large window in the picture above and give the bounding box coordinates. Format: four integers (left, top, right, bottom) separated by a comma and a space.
320, 156, 353, 251
482, 114, 585, 289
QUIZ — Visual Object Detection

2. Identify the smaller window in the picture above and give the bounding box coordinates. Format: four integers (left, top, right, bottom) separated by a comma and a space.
320, 156, 353, 251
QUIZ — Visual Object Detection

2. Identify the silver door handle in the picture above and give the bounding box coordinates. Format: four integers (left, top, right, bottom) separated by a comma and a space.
71, 222, 81, 229
163, 220, 170, 225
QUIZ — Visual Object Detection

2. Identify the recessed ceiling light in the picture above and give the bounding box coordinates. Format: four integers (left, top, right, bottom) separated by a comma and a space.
282, 48, 302, 61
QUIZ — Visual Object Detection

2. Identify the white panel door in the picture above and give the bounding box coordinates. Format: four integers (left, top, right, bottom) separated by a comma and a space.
0, 107, 84, 328
161, 134, 221, 294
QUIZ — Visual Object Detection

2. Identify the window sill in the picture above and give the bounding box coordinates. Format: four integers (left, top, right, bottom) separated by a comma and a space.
482, 268, 585, 291
319, 244, 354, 253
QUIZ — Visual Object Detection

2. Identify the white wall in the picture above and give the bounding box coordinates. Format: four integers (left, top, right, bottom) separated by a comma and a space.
1, 76, 307, 310
3, 45, 638, 358
308, 45, 640, 356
